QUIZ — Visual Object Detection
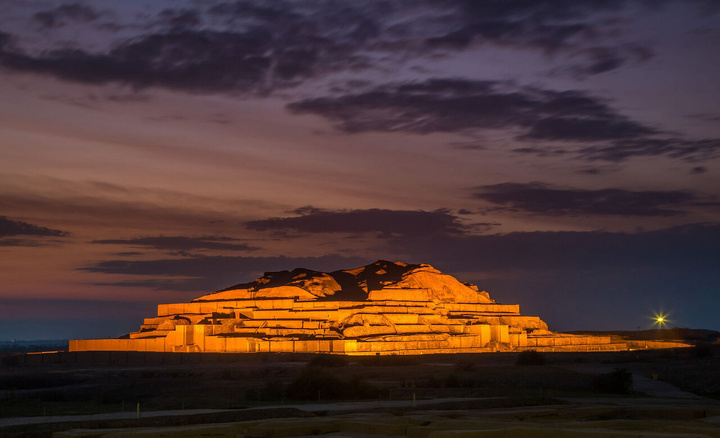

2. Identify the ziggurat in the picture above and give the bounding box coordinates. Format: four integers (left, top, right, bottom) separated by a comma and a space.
70, 261, 626, 354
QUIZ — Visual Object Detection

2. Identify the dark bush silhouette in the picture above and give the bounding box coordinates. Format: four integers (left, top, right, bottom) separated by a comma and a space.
308, 354, 348, 368
286, 367, 345, 400
516, 350, 546, 366
285, 367, 376, 400
245, 379, 285, 401
244, 387, 261, 401
344, 375, 378, 399
359, 355, 418, 366
455, 360, 476, 371
445, 373, 461, 388
593, 368, 633, 394
692, 344, 713, 358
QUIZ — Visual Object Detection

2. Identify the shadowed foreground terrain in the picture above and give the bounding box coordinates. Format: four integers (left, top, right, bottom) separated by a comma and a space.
1, 346, 719, 437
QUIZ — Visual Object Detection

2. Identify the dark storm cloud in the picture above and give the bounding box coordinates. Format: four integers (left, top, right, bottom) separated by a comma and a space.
0, 238, 41, 247
0, 29, 283, 93
82, 255, 369, 292
207, 0, 633, 61
291, 77, 720, 162
0, 216, 68, 247
0, 32, 10, 49
559, 44, 655, 79
473, 182, 699, 217
693, 0, 720, 15
420, 0, 653, 77
520, 117, 656, 141
156, 8, 202, 30
0, 216, 67, 238
288, 79, 656, 140
510, 147, 568, 157
245, 206, 468, 237
0, 0, 667, 93
33, 3, 100, 29
577, 138, 720, 162
424, 0, 622, 51
92, 236, 257, 252
0, 1, 381, 94
0, 14, 378, 94
572, 48, 625, 76
446, 0, 625, 23
425, 20, 592, 51
207, 1, 304, 23
687, 113, 720, 123
575, 166, 620, 176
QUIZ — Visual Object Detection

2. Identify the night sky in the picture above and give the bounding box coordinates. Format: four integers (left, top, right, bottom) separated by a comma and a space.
1, 1, 719, 340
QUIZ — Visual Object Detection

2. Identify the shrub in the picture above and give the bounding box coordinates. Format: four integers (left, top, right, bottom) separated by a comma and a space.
360, 355, 418, 367
516, 350, 546, 366
308, 354, 348, 368
244, 387, 260, 401
445, 373, 461, 388
424, 375, 441, 388
593, 368, 633, 394
285, 367, 345, 400
344, 375, 378, 399
692, 344, 713, 358
455, 360, 476, 372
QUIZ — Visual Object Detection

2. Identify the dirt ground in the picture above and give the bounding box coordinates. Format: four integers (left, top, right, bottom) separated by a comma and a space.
1, 346, 718, 437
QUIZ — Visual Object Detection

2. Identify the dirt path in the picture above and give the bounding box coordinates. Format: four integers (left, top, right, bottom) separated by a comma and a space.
0, 397, 494, 429
631, 372, 703, 399
561, 363, 703, 399
0, 408, 231, 428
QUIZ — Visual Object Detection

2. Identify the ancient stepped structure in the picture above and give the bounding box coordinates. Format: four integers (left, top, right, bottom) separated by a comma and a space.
70, 261, 625, 354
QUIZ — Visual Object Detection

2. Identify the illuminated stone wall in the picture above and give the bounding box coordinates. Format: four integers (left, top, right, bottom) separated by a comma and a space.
70, 261, 629, 354
70, 295, 625, 354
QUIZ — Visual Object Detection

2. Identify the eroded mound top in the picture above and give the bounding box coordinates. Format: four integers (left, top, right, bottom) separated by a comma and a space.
194, 260, 493, 303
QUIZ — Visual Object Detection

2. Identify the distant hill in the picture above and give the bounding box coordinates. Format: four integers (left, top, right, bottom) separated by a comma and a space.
566, 328, 719, 344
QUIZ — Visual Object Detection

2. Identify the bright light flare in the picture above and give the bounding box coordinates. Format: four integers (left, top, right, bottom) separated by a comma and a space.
651, 312, 670, 328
